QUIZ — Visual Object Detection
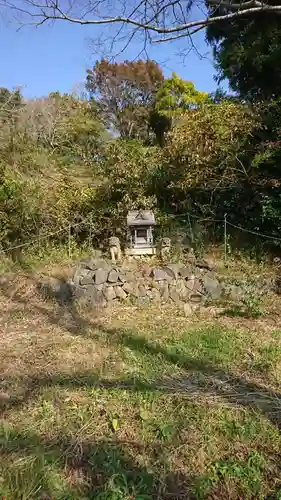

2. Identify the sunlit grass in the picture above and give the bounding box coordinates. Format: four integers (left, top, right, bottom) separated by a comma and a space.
1, 269, 281, 499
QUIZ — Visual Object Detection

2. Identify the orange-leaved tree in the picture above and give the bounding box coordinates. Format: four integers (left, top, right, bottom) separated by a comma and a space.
86, 59, 164, 140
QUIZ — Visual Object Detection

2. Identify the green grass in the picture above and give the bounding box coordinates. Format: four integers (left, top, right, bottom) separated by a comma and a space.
193, 451, 268, 499
0, 240, 90, 274
1, 389, 280, 499
1, 283, 281, 499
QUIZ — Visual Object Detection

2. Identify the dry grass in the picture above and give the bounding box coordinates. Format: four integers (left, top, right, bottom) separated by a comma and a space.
1, 261, 281, 499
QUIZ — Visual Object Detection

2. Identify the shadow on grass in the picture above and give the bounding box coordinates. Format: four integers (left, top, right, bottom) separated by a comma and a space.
221, 305, 249, 318
221, 305, 265, 319
1, 276, 281, 428
2, 277, 281, 498
0, 427, 192, 500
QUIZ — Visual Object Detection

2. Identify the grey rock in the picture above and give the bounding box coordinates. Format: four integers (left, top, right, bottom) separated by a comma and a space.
72, 266, 88, 285
73, 294, 92, 309
73, 284, 106, 307
78, 284, 92, 297
202, 275, 222, 300
226, 284, 243, 301
95, 268, 109, 285
0, 273, 14, 289
90, 249, 103, 259
92, 291, 107, 308
38, 277, 73, 304
160, 282, 170, 302
169, 286, 182, 305
122, 282, 138, 296
170, 279, 178, 286
190, 294, 203, 303
141, 264, 151, 277
194, 267, 203, 278
86, 286, 107, 306
179, 265, 193, 279
183, 302, 194, 316
115, 286, 127, 300
138, 285, 147, 297
155, 280, 165, 290
103, 286, 116, 301
176, 280, 189, 300
94, 259, 111, 269
143, 278, 152, 289
205, 270, 217, 280
123, 271, 134, 282
80, 273, 95, 285
195, 259, 214, 271
79, 258, 98, 271
163, 263, 181, 279
0, 274, 12, 287
186, 276, 196, 291
148, 279, 158, 290
137, 296, 150, 305
81, 284, 99, 296
150, 288, 161, 302
70, 284, 84, 299
69, 259, 226, 312
118, 273, 127, 283
122, 282, 133, 294
186, 251, 196, 264
108, 269, 119, 283
95, 284, 104, 292
193, 279, 203, 294
151, 268, 172, 281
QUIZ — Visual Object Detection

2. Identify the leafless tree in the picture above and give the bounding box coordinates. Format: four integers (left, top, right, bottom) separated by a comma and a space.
0, 91, 83, 156
0, 0, 279, 48
0, 87, 25, 156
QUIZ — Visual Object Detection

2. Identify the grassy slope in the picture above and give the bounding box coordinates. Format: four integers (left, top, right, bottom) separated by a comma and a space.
1, 257, 281, 499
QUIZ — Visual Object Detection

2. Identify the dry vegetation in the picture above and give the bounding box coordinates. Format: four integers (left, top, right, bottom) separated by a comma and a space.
1, 254, 281, 499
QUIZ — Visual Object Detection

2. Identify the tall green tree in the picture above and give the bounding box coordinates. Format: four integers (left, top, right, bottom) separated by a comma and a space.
154, 73, 208, 115
150, 73, 208, 146
207, 5, 281, 101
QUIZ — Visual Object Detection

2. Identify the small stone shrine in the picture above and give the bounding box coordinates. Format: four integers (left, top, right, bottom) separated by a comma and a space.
126, 210, 156, 256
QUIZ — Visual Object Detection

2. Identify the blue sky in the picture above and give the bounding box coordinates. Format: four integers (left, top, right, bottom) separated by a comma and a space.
1, 17, 221, 98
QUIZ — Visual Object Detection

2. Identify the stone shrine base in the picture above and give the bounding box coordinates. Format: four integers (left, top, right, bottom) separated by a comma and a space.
125, 246, 157, 256
70, 257, 223, 314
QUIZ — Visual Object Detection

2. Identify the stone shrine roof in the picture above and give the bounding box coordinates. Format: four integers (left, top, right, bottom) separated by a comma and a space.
127, 210, 156, 226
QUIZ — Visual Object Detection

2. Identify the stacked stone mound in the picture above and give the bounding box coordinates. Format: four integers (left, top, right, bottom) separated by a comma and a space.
70, 258, 222, 308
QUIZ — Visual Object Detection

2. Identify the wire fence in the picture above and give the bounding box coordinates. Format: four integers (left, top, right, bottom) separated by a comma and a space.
1, 211, 281, 261
171, 211, 281, 240
0, 214, 94, 257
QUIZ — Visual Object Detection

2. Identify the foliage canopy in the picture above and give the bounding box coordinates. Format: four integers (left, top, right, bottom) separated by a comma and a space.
1, 55, 281, 256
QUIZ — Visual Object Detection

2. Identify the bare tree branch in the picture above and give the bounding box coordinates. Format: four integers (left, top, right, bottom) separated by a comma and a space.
1, 0, 279, 44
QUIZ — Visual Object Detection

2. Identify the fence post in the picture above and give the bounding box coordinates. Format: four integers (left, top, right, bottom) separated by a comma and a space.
88, 215, 92, 251
188, 214, 194, 244
68, 223, 71, 258
224, 213, 227, 264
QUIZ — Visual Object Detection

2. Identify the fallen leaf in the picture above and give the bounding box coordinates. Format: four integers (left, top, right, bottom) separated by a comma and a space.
112, 418, 119, 432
